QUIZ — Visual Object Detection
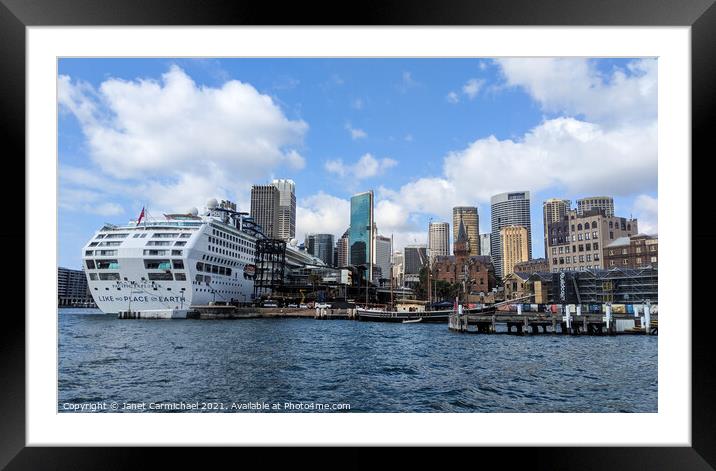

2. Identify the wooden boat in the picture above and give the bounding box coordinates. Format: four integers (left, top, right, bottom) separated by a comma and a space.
356, 308, 451, 323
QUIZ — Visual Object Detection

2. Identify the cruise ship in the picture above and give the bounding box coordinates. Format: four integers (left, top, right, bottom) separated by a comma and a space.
82, 199, 264, 314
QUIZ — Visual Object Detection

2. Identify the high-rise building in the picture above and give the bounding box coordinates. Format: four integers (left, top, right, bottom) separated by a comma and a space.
375, 235, 392, 281
272, 179, 296, 240
452, 207, 479, 257
546, 208, 638, 272
403, 244, 427, 286
428, 222, 450, 262
392, 250, 404, 287
305, 233, 335, 266
350, 191, 375, 281
479, 234, 491, 257
336, 229, 350, 267
543, 198, 571, 257
577, 196, 614, 218
490, 191, 532, 279
500, 225, 530, 277
250, 184, 280, 238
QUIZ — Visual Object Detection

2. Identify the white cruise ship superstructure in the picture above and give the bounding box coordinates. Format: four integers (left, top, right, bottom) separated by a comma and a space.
82, 199, 261, 314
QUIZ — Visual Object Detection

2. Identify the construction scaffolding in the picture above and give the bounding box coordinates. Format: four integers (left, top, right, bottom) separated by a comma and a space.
533, 267, 658, 304
253, 239, 286, 298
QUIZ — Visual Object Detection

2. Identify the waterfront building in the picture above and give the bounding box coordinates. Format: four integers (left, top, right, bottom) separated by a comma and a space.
375, 234, 392, 281
500, 225, 530, 277
305, 233, 335, 266
604, 234, 658, 270
336, 229, 350, 267
452, 207, 479, 256
479, 233, 491, 257
526, 267, 657, 304
250, 184, 280, 238
503, 272, 532, 300
490, 191, 532, 279
543, 198, 570, 257
546, 208, 638, 272
272, 179, 296, 240
428, 222, 450, 262
514, 257, 549, 274
350, 191, 375, 282
58, 267, 94, 307
577, 196, 614, 218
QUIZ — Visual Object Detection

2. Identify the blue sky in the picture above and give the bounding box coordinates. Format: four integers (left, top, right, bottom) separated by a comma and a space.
58, 58, 658, 269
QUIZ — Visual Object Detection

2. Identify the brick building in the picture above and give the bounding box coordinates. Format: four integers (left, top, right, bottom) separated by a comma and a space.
604, 234, 658, 269
432, 216, 495, 293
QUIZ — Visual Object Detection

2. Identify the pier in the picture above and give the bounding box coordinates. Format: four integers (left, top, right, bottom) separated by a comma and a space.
448, 310, 658, 335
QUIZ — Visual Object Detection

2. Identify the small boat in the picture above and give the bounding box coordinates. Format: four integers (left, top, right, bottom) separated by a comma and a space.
402, 318, 422, 324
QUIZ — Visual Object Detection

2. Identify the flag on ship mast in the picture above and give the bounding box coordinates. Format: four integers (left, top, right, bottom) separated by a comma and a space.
136, 207, 145, 226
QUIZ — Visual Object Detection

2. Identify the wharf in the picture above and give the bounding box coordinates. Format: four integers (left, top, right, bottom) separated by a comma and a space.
448, 311, 658, 335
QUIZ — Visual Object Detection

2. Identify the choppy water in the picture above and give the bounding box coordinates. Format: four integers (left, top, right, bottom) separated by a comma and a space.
58, 308, 657, 412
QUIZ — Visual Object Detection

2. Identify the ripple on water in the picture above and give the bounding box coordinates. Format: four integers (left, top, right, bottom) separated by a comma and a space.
57, 310, 658, 412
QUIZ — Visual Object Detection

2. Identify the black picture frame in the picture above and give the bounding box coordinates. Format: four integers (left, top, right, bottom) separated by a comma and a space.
3, 0, 713, 468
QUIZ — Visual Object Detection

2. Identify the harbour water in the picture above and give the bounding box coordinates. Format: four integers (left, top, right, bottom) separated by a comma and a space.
59, 308, 657, 412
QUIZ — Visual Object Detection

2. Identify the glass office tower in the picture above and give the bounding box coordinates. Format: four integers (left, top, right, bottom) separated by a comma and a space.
350, 191, 374, 282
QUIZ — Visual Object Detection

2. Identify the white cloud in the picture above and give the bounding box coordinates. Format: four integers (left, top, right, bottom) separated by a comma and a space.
462, 78, 485, 99
58, 65, 308, 215
325, 153, 397, 180
631, 194, 658, 235
345, 123, 367, 140
443, 117, 657, 201
496, 58, 657, 126
404, 134, 413, 142
58, 66, 307, 179
446, 91, 460, 104
352, 98, 364, 110
296, 192, 351, 242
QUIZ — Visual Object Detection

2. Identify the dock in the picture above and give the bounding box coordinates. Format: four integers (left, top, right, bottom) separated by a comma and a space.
448, 311, 658, 335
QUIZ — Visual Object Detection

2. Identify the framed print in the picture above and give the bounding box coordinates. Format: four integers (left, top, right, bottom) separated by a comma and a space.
3, 0, 715, 468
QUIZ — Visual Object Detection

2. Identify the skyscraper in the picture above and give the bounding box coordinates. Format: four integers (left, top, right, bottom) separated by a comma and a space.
272, 179, 296, 240
350, 191, 374, 281
336, 229, 350, 267
452, 207, 479, 256
305, 233, 335, 266
543, 198, 571, 257
403, 244, 428, 286
250, 184, 280, 238
490, 191, 532, 279
375, 234, 392, 281
500, 225, 530, 277
576, 196, 614, 217
428, 222, 450, 262
479, 234, 491, 257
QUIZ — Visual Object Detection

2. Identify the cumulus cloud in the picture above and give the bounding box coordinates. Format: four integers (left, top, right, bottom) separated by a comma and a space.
296, 192, 351, 242
345, 123, 367, 140
58, 65, 308, 214
462, 78, 485, 99
497, 58, 657, 127
325, 153, 397, 180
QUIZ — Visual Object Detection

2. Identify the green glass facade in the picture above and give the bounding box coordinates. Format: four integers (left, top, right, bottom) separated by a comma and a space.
350, 191, 373, 281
